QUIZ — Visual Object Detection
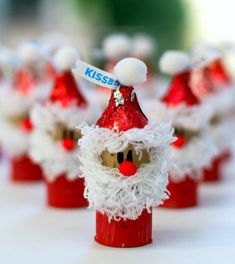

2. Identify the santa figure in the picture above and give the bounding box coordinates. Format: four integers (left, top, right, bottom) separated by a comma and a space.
0, 41, 52, 181
78, 57, 174, 247
190, 44, 235, 182
151, 50, 217, 208
30, 46, 97, 208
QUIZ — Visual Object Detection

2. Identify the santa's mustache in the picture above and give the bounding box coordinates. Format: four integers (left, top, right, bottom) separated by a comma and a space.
82, 161, 169, 221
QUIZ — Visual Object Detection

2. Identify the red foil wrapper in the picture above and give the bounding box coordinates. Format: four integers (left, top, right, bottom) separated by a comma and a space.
162, 177, 198, 208
50, 71, 87, 108
95, 209, 152, 247
208, 59, 231, 88
203, 151, 231, 182
14, 69, 36, 95
163, 71, 199, 107
46, 175, 88, 208
96, 86, 148, 131
11, 155, 43, 182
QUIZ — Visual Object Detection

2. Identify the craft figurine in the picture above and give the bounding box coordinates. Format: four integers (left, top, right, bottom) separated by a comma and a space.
190, 44, 235, 182
149, 50, 217, 208
30, 46, 97, 208
0, 41, 51, 181
77, 57, 174, 247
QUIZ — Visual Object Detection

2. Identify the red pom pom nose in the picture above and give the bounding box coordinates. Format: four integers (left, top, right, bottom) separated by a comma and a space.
118, 161, 137, 177
172, 135, 185, 148
21, 118, 33, 133
61, 138, 75, 151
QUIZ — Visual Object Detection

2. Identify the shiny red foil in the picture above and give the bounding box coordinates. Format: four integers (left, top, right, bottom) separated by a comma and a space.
96, 86, 148, 131
208, 59, 231, 88
163, 71, 199, 107
14, 69, 37, 95
50, 71, 87, 108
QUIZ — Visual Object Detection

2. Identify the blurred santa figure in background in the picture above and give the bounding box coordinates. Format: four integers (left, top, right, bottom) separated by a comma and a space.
145, 50, 217, 208
0, 40, 52, 182
190, 44, 235, 182
30, 46, 97, 208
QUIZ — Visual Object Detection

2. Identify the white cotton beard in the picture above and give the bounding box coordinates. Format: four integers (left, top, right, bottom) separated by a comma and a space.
30, 102, 97, 130
78, 122, 174, 221
170, 131, 218, 182
30, 130, 81, 182
144, 100, 213, 131
29, 102, 97, 182
0, 120, 28, 157
0, 82, 51, 117
210, 118, 235, 152
204, 86, 235, 115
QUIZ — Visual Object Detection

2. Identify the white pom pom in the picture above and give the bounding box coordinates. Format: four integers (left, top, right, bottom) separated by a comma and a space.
18, 41, 41, 64
191, 43, 221, 68
103, 33, 132, 59
159, 51, 190, 75
114, 57, 147, 86
53, 46, 81, 71
132, 34, 155, 57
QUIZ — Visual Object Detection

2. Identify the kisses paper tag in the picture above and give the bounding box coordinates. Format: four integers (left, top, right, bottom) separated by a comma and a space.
72, 60, 120, 89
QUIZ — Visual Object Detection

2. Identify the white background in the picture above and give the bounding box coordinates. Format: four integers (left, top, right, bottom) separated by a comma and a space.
0, 158, 235, 264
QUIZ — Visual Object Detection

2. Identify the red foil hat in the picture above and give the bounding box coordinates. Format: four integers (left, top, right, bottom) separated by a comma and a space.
207, 59, 231, 87
96, 86, 148, 131
163, 71, 199, 107
49, 71, 87, 108
14, 68, 37, 95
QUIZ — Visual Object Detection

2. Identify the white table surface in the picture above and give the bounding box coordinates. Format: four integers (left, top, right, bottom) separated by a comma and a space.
0, 157, 235, 264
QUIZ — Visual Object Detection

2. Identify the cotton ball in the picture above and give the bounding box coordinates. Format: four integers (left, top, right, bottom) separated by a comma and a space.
159, 51, 190, 75
103, 33, 132, 60
54, 46, 81, 71
114, 57, 147, 86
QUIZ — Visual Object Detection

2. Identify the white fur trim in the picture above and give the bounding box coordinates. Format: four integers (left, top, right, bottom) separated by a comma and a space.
0, 82, 51, 157
0, 121, 29, 157
114, 57, 147, 86
30, 101, 98, 181
144, 100, 213, 130
30, 102, 97, 130
53, 46, 81, 71
170, 131, 217, 181
159, 51, 190, 75
78, 122, 174, 220
0, 83, 51, 117
203, 87, 235, 115
191, 44, 221, 69
210, 117, 235, 152
132, 34, 155, 58
103, 33, 132, 60
30, 130, 80, 181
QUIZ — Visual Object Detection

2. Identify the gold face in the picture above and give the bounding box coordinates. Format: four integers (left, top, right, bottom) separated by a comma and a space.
8, 113, 29, 126
48, 123, 81, 142
174, 127, 199, 144
210, 115, 221, 126
101, 144, 150, 169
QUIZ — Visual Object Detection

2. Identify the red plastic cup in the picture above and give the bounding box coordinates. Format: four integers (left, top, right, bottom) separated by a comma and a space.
11, 155, 43, 182
162, 176, 198, 208
46, 174, 88, 208
95, 209, 152, 248
203, 151, 231, 182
